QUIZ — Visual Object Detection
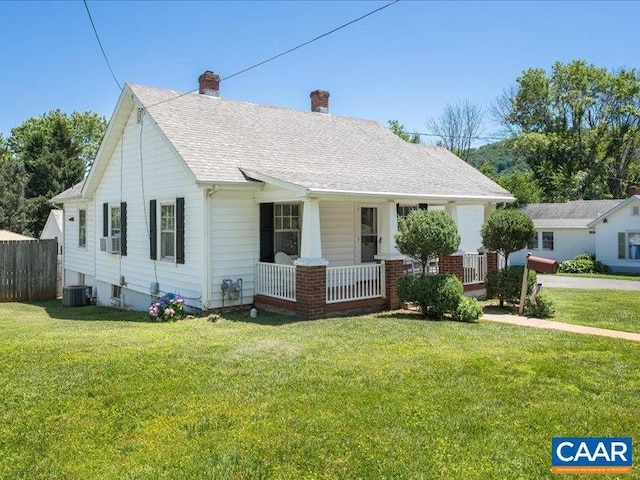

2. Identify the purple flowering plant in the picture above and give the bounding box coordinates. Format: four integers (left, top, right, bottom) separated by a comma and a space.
149, 293, 185, 322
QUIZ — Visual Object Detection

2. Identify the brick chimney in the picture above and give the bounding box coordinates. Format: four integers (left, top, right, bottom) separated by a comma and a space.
198, 71, 220, 97
630, 185, 639, 197
310, 89, 330, 113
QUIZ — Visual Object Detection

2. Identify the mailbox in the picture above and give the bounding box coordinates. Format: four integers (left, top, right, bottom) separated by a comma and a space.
527, 255, 559, 274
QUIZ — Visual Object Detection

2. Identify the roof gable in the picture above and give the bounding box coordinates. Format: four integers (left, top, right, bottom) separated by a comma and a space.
588, 195, 640, 227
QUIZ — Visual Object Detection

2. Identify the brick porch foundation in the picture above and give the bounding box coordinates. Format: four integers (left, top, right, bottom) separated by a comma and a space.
295, 265, 327, 320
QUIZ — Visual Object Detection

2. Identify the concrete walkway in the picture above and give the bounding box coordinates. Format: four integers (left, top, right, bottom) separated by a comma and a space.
482, 310, 640, 342
537, 274, 640, 291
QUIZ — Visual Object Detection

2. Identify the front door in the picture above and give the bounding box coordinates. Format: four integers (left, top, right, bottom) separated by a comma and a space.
360, 206, 378, 263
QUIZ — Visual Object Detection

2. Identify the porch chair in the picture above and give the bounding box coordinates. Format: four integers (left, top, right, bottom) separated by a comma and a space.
275, 251, 294, 265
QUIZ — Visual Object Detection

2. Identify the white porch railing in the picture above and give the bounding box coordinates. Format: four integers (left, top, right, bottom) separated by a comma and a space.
326, 263, 385, 304
255, 262, 296, 302
463, 253, 487, 285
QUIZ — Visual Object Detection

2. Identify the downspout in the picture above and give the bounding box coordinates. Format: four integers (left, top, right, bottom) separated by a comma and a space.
201, 187, 212, 310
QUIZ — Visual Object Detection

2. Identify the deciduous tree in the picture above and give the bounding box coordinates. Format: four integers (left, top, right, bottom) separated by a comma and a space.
499, 60, 640, 200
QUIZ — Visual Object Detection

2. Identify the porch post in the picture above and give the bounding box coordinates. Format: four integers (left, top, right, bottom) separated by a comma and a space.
296, 198, 326, 266
484, 203, 496, 222
295, 198, 327, 319
445, 202, 458, 224
374, 201, 405, 310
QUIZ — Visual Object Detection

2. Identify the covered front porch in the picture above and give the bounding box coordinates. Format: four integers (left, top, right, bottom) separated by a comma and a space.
251, 194, 499, 319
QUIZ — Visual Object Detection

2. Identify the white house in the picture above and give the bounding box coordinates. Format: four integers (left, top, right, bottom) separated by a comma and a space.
40, 209, 63, 252
52, 71, 513, 318
588, 193, 640, 273
510, 200, 622, 265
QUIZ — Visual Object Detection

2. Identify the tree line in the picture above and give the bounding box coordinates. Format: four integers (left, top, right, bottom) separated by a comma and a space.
0, 111, 106, 237
391, 59, 640, 205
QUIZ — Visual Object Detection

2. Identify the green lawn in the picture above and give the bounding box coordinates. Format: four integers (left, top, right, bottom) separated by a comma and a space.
1, 301, 639, 479
544, 289, 640, 334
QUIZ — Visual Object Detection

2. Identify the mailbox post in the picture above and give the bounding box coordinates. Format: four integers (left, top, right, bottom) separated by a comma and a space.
518, 253, 559, 315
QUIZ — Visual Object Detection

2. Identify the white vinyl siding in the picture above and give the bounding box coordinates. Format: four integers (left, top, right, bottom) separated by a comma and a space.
319, 201, 356, 267
455, 205, 484, 253
510, 228, 596, 265
93, 106, 203, 309
209, 191, 259, 309
593, 199, 640, 272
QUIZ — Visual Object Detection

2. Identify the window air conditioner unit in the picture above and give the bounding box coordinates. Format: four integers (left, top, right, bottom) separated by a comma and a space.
100, 236, 120, 254
109, 236, 121, 254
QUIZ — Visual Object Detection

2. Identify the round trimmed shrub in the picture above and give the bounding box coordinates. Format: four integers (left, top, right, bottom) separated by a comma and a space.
397, 273, 464, 318
454, 297, 483, 323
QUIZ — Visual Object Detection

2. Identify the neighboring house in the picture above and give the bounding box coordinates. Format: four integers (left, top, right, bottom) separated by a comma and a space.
0, 230, 36, 241
52, 71, 513, 318
511, 188, 640, 273
510, 200, 621, 265
40, 209, 63, 252
588, 191, 640, 273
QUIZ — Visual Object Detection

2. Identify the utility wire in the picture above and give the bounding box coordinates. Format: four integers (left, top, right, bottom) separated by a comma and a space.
221, 0, 400, 82
144, 0, 400, 110
83, 0, 122, 91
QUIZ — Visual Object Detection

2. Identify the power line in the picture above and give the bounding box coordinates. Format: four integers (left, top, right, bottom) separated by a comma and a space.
411, 132, 508, 141
144, 0, 400, 110
221, 0, 400, 82
83, 0, 122, 91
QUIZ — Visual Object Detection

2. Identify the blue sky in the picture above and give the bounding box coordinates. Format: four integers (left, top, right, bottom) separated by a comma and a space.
1, 1, 639, 145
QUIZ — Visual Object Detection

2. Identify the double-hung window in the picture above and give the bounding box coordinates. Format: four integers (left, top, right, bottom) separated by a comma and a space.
110, 206, 122, 253
274, 203, 300, 256
527, 232, 539, 250
78, 209, 86, 248
161, 203, 176, 260
542, 231, 554, 250
619, 232, 640, 260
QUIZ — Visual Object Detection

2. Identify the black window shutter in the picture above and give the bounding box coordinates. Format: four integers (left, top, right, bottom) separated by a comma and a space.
150, 200, 157, 260
259, 203, 275, 263
103, 203, 108, 237
618, 232, 626, 259
396, 204, 400, 215
120, 202, 127, 256
419, 203, 429, 210
176, 197, 185, 264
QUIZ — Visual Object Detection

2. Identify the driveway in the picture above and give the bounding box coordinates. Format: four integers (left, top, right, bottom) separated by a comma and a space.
537, 274, 640, 291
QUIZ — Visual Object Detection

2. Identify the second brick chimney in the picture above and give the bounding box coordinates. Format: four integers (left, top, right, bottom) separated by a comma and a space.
630, 185, 639, 197
198, 71, 220, 97
310, 90, 330, 113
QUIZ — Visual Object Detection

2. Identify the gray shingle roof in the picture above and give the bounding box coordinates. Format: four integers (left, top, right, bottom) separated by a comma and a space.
131, 84, 513, 200
521, 200, 623, 228
51, 180, 85, 202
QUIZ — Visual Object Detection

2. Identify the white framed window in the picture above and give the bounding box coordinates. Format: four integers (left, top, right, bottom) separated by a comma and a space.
620, 232, 640, 260
527, 232, 539, 250
542, 231, 554, 250
111, 284, 121, 299
632, 206, 639, 216
397, 205, 417, 218
160, 203, 176, 260
110, 206, 121, 238
78, 209, 86, 248
274, 203, 300, 256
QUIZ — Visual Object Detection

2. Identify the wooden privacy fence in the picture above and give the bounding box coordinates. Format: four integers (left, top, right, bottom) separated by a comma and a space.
0, 239, 58, 302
